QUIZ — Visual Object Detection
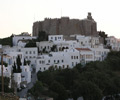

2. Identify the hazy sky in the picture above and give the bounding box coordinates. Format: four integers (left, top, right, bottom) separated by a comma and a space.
0, 0, 120, 38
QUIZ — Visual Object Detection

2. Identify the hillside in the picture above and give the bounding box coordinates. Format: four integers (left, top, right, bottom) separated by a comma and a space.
0, 93, 19, 100
28, 51, 120, 100
0, 35, 13, 46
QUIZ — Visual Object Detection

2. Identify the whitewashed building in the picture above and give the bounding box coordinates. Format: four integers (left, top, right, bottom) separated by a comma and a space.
20, 47, 38, 68
106, 36, 120, 51
12, 32, 36, 46
36, 48, 80, 72
91, 44, 110, 61
48, 35, 64, 42
76, 48, 94, 64
21, 65, 31, 84
36, 41, 54, 53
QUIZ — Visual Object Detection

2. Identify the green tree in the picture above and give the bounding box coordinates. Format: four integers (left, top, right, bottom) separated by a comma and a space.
24, 58, 27, 65
16, 55, 22, 73
28, 81, 44, 99
49, 81, 68, 100
37, 31, 48, 41
12, 62, 17, 73
0, 77, 14, 93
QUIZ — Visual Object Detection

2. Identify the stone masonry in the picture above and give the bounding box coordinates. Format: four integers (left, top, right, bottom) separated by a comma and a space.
32, 13, 98, 37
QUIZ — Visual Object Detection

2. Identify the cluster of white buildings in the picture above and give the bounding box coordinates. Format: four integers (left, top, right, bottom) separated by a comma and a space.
36, 35, 110, 72
1, 32, 120, 89
106, 36, 120, 51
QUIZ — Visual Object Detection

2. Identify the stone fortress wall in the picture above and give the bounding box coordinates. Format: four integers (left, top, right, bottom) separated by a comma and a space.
33, 13, 98, 37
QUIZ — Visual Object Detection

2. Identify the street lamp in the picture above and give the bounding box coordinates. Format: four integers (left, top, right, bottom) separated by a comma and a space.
0, 48, 4, 94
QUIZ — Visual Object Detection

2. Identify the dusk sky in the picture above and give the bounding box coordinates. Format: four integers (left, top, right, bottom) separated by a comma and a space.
0, 0, 120, 38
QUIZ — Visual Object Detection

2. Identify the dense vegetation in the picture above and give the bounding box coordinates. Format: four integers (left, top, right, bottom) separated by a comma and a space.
0, 35, 13, 46
28, 51, 120, 100
0, 77, 14, 93
25, 31, 48, 47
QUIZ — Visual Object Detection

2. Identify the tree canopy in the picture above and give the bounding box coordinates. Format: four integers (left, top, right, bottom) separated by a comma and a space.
29, 51, 120, 100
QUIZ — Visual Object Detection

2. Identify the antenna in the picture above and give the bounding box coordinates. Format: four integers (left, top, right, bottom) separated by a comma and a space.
61, 8, 62, 17
34, 14, 35, 22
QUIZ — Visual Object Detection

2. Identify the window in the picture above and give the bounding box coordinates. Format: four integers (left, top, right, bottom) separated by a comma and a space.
55, 65, 57, 69
39, 61, 41, 64
76, 62, 78, 65
44, 67, 46, 70
48, 46, 49, 49
76, 56, 78, 59
71, 56, 73, 59
25, 69, 27, 72
33, 51, 35, 54
72, 62, 74, 66
29, 51, 31, 54
55, 37, 57, 40
74, 56, 76, 59
26, 56, 28, 59
57, 60, 59, 63
63, 65, 65, 69
42, 61, 44, 64
48, 60, 50, 63
59, 66, 61, 69
62, 60, 64, 63
51, 37, 53, 39
40, 68, 41, 70
54, 60, 56, 63
67, 65, 69, 68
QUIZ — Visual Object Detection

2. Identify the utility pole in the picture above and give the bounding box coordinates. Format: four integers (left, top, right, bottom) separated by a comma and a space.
1, 52, 4, 94
0, 48, 4, 95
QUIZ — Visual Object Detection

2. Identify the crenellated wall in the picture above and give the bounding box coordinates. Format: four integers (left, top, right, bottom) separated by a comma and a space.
33, 13, 98, 37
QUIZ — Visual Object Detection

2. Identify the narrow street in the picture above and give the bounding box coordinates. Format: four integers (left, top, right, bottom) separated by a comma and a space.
17, 70, 37, 98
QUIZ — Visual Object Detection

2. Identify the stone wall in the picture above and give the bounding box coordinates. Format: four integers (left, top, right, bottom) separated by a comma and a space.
32, 13, 98, 37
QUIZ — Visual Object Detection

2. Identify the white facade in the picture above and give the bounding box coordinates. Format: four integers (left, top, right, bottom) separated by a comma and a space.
20, 47, 38, 67
0, 65, 12, 78
36, 41, 54, 52
106, 36, 120, 51
21, 65, 31, 83
0, 55, 12, 66
7, 51, 24, 65
91, 44, 110, 61
18, 40, 27, 48
13, 73, 22, 88
76, 35, 100, 48
12, 33, 36, 46
76, 48, 94, 64
0, 44, 2, 48
36, 48, 80, 72
0, 65, 12, 88
48, 35, 64, 42
54, 40, 80, 51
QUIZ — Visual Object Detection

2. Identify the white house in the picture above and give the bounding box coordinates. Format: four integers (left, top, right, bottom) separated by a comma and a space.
20, 47, 38, 68
91, 44, 110, 61
7, 51, 24, 65
36, 48, 80, 72
48, 35, 64, 42
21, 65, 31, 84
0, 65, 12, 88
75, 35, 100, 48
12, 32, 37, 46
76, 48, 94, 64
36, 41, 54, 53
106, 36, 120, 51
17, 40, 28, 48
13, 73, 21, 88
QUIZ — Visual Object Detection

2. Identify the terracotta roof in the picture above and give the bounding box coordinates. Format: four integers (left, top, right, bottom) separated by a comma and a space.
75, 48, 91, 51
